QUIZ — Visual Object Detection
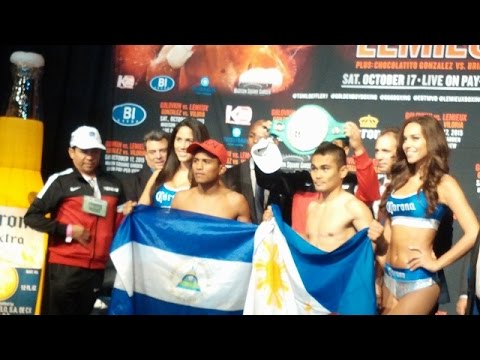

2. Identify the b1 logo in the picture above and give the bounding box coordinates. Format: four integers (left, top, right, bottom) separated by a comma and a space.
150, 76, 175, 92
112, 103, 147, 127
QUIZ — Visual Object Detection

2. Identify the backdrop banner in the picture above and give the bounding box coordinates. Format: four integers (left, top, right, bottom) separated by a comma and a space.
106, 46, 479, 220
106, 45, 480, 273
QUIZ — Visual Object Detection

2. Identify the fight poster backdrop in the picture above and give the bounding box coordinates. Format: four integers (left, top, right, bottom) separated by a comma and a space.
107, 45, 479, 214
106, 45, 480, 312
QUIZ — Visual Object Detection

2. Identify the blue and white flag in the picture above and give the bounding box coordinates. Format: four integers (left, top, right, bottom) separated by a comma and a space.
244, 205, 377, 315
109, 206, 256, 315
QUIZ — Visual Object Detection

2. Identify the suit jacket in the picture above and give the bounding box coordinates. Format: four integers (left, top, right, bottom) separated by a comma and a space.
223, 161, 261, 224
122, 163, 154, 202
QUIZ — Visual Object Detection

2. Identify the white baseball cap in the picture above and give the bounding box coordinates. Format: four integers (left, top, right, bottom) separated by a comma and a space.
70, 126, 106, 150
251, 137, 283, 174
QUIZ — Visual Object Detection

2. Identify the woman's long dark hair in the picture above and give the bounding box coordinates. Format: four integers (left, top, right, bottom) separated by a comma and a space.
150, 118, 209, 197
379, 115, 449, 215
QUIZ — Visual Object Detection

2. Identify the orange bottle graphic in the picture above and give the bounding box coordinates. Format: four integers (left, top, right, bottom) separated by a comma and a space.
0, 51, 48, 314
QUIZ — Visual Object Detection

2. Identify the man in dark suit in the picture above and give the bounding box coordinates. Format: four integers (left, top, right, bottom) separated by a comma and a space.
224, 120, 269, 224
122, 130, 169, 202
92, 130, 169, 314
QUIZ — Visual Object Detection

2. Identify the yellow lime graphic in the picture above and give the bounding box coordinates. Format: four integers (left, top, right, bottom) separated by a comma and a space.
0, 267, 19, 301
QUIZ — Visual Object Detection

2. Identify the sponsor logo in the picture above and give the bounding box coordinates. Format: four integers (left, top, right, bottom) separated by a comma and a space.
70, 186, 81, 192
192, 76, 216, 96
223, 136, 247, 148
112, 103, 147, 127
225, 105, 252, 125
117, 75, 135, 89
232, 127, 242, 137
386, 201, 416, 214
234, 68, 274, 96
149, 76, 175, 92
359, 114, 379, 128
103, 186, 119, 192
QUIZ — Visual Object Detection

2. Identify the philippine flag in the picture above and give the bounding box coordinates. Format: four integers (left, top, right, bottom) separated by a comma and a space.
244, 205, 377, 315
109, 206, 256, 315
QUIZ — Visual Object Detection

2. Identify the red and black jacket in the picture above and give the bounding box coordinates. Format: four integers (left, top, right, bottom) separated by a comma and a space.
24, 168, 125, 270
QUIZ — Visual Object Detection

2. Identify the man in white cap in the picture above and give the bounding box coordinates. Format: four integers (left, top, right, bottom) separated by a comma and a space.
24, 125, 125, 315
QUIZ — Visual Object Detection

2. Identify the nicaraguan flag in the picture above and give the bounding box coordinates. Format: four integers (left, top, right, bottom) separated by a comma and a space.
244, 205, 377, 315
109, 205, 256, 315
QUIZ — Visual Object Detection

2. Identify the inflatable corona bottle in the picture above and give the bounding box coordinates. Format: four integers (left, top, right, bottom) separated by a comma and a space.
0, 51, 47, 315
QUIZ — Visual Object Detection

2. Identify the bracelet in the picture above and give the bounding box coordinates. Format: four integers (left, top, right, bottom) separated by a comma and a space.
65, 224, 73, 243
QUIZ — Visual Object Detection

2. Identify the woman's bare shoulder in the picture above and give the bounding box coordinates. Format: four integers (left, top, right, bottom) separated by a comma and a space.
438, 174, 461, 193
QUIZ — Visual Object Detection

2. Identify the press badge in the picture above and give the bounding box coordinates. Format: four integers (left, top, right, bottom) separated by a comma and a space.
82, 196, 108, 217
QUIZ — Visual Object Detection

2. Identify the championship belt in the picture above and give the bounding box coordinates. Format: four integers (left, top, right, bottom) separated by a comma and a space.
270, 105, 345, 156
